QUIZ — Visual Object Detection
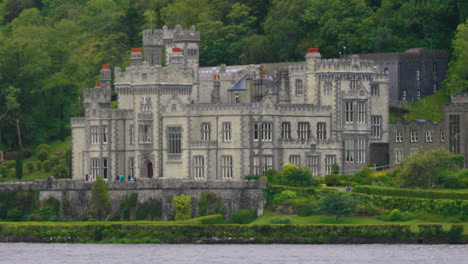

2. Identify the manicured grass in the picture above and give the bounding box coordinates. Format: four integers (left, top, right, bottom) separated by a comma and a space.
404, 91, 450, 122
431, 188, 468, 193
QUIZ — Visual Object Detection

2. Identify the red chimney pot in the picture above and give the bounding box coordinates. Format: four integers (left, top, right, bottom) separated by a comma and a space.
131, 48, 141, 53
172, 47, 181, 53
102, 64, 110, 69
307, 48, 319, 53
95, 82, 101, 87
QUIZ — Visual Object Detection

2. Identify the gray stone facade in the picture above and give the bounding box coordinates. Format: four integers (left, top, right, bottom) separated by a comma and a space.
389, 93, 468, 168
71, 26, 390, 181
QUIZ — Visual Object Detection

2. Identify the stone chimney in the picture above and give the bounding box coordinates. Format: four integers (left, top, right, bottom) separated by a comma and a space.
130, 48, 143, 66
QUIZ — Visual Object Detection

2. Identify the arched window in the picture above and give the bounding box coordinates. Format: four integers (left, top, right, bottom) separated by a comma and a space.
295, 79, 303, 96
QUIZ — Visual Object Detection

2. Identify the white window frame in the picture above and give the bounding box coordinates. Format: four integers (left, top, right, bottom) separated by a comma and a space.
261, 123, 272, 142
91, 158, 100, 180
295, 79, 303, 96
395, 151, 403, 164
202, 123, 211, 141
222, 122, 231, 142
440, 131, 445, 142
298, 122, 310, 140
281, 122, 291, 140
221, 156, 233, 180
102, 126, 108, 144
140, 124, 152, 144
425, 131, 433, 143
167, 126, 182, 155
410, 131, 418, 143
306, 155, 320, 176
371, 116, 381, 138
357, 138, 366, 163
102, 158, 108, 179
91, 126, 100, 145
324, 81, 332, 95
357, 101, 366, 124
289, 155, 301, 166
345, 102, 354, 123
253, 123, 260, 142
345, 139, 355, 163
371, 84, 379, 96
130, 125, 135, 145
325, 155, 336, 175
395, 131, 403, 142
317, 122, 326, 140
193, 156, 205, 180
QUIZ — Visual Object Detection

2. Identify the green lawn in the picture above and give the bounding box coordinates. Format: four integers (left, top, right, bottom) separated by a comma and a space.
430, 188, 468, 193
252, 211, 468, 232
404, 91, 451, 122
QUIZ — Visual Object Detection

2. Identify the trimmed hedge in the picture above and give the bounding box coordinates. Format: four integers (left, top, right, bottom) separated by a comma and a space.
353, 186, 468, 200
0, 223, 463, 244
352, 193, 468, 217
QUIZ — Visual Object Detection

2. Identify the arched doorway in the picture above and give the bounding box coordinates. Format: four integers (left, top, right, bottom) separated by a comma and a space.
147, 161, 153, 178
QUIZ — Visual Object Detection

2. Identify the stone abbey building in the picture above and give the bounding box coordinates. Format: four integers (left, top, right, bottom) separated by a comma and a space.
71, 26, 390, 181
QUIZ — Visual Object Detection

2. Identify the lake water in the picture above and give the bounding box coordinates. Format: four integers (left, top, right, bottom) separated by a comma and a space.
0, 243, 466, 264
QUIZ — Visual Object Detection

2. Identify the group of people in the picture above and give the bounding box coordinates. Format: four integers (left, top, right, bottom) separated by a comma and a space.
84, 174, 136, 182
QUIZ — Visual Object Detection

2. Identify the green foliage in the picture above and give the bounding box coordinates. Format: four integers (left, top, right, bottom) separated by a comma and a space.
264, 169, 281, 185
196, 214, 225, 224
198, 192, 224, 216
273, 190, 298, 204
38, 197, 61, 221
398, 149, 462, 188
269, 216, 292, 224
444, 19, 468, 94
42, 160, 51, 172
230, 208, 257, 224
352, 185, 468, 200
88, 177, 111, 220
379, 209, 414, 221
331, 164, 340, 175
320, 192, 357, 222
172, 194, 192, 221
324, 174, 340, 186
135, 199, 162, 221
15, 151, 22, 179
37, 149, 49, 162
119, 193, 139, 221
35, 160, 42, 171
52, 164, 69, 179
26, 161, 34, 173
0, 190, 38, 221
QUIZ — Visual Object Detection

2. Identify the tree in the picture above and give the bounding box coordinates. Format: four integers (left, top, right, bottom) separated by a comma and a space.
15, 151, 23, 180
172, 194, 192, 221
88, 176, 111, 220
398, 148, 461, 188
444, 19, 468, 94
320, 192, 357, 223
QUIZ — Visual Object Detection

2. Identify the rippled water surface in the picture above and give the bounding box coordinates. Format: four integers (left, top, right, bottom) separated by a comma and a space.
1, 243, 467, 264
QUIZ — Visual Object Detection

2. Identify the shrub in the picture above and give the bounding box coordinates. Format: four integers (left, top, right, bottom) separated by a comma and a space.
135, 199, 162, 221
197, 214, 225, 224
244, 175, 260, 180
352, 185, 468, 200
273, 190, 297, 204
320, 192, 357, 222
52, 164, 69, 179
269, 216, 292, 224
43, 160, 51, 172
26, 162, 34, 173
38, 197, 61, 221
198, 192, 224, 216
332, 164, 340, 175
7, 208, 23, 221
88, 177, 111, 220
120, 193, 139, 220
37, 149, 49, 162
37, 144, 50, 152
264, 169, 281, 184
355, 202, 384, 216
280, 163, 298, 184
230, 208, 257, 224
35, 160, 42, 171
324, 174, 340, 186
381, 209, 414, 221
298, 201, 320, 216
286, 166, 315, 187
15, 151, 23, 180
172, 194, 192, 221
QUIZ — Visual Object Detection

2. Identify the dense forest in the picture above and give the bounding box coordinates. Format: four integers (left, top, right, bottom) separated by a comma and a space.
0, 0, 467, 151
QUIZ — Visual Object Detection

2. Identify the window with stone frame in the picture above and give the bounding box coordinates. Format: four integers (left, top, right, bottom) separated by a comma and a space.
91, 126, 100, 144
371, 116, 381, 138
167, 126, 182, 156
102, 126, 108, 144
345, 138, 355, 163
345, 102, 354, 123
356, 138, 366, 163
139, 124, 152, 143
425, 131, 433, 143
324, 81, 332, 95
357, 101, 366, 123
295, 79, 303, 96
188, 49, 198, 56
90, 158, 100, 179
410, 131, 418, 143
317, 122, 327, 140
298, 122, 310, 140
289, 155, 301, 166
440, 131, 445, 142
140, 96, 152, 112
128, 157, 135, 177
449, 115, 460, 154
253, 123, 260, 141
253, 156, 260, 175
306, 155, 320, 176
262, 155, 273, 173
202, 123, 211, 141
325, 155, 336, 175
130, 125, 135, 145
371, 84, 379, 96
221, 156, 233, 180
350, 78, 358, 90
395, 130, 403, 142
193, 156, 205, 180
102, 158, 108, 179
254, 155, 273, 175
222, 122, 231, 142
261, 123, 272, 142
281, 122, 291, 140
395, 150, 403, 164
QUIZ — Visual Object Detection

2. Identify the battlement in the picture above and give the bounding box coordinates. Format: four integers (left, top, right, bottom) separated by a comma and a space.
83, 87, 111, 102
143, 25, 200, 45
315, 57, 375, 72
451, 93, 468, 104
288, 64, 306, 73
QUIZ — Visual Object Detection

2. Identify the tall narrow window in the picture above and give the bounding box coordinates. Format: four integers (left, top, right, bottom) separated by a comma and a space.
371, 84, 379, 96
295, 79, 303, 96
425, 131, 433, 143
345, 139, 355, 163
281, 122, 291, 140
193, 156, 205, 180
345, 102, 354, 123
102, 126, 108, 144
306, 155, 320, 176
357, 138, 366, 163
440, 131, 445, 142
325, 155, 336, 175
395, 151, 403, 164
91, 126, 99, 144
202, 123, 211, 141
402, 91, 407, 101
221, 156, 233, 180
223, 122, 231, 142
168, 126, 182, 156
350, 78, 358, 89
410, 131, 418, 143
395, 131, 403, 142
263, 155, 273, 172
253, 123, 260, 141
140, 124, 152, 143
130, 125, 135, 145
261, 123, 272, 142
357, 102, 366, 123
371, 116, 381, 138
317, 122, 327, 140
298, 122, 310, 140
449, 115, 460, 153
417, 89, 421, 100
289, 155, 301, 166
324, 81, 332, 95
91, 158, 100, 179
129, 157, 134, 177
253, 156, 260, 175
102, 158, 108, 179
416, 69, 420, 81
